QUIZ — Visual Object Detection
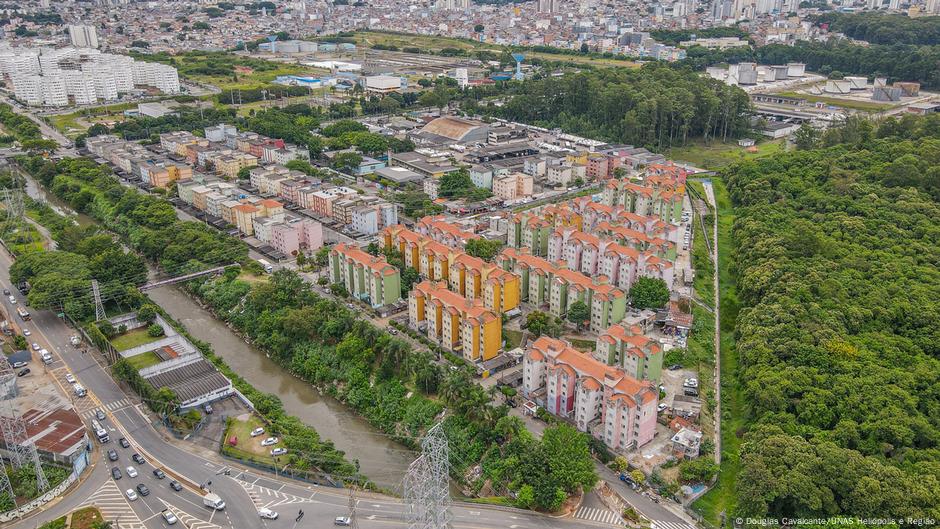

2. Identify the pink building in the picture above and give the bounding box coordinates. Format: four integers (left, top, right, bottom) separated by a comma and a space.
271, 219, 323, 256
523, 336, 659, 451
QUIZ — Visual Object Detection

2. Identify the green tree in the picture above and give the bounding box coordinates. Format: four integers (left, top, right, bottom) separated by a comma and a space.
541, 424, 598, 492
612, 456, 629, 473
629, 277, 670, 309
332, 152, 363, 173
315, 246, 331, 267
137, 304, 158, 324
330, 282, 349, 297
147, 323, 165, 337
237, 167, 252, 180
464, 238, 503, 261
526, 311, 561, 337
630, 469, 645, 484
566, 300, 590, 330
794, 124, 819, 150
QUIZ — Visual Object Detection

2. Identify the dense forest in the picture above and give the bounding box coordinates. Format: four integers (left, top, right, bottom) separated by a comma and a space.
650, 26, 751, 46
815, 12, 940, 45
724, 114, 940, 519
470, 65, 752, 149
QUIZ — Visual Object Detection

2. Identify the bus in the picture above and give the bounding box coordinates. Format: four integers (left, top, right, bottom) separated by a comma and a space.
91, 419, 109, 443
16, 307, 30, 321
257, 259, 274, 273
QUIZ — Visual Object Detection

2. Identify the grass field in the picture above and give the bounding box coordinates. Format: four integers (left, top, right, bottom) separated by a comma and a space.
125, 351, 162, 371
775, 91, 894, 112
691, 178, 744, 526
223, 416, 276, 464
110, 328, 162, 352
68, 506, 104, 529
666, 139, 784, 171
352, 31, 640, 69
192, 64, 310, 91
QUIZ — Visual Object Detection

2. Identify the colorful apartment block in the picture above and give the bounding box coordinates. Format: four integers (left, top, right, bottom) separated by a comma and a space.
602, 179, 683, 223
214, 152, 258, 179
497, 248, 627, 333
523, 336, 659, 451
329, 243, 402, 308
507, 212, 552, 257
595, 324, 664, 383
147, 162, 192, 189
492, 172, 534, 201
415, 215, 479, 249
384, 226, 520, 313
408, 280, 501, 361
547, 228, 675, 289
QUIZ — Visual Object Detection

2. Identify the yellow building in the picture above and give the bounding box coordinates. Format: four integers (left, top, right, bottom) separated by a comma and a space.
408, 280, 501, 361
214, 153, 258, 179
385, 225, 520, 313
232, 204, 260, 236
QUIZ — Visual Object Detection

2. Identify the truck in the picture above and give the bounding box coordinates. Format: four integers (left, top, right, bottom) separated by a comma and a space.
16, 307, 30, 321
203, 493, 225, 510
73, 383, 86, 398
257, 259, 274, 274
91, 419, 109, 443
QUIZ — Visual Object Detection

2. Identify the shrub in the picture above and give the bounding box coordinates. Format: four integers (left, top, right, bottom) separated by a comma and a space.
147, 323, 164, 337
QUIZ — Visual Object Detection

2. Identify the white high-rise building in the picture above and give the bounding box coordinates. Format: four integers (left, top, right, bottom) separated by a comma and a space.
538, 0, 558, 12
68, 25, 99, 49
65, 71, 98, 105
41, 74, 68, 106
11, 74, 43, 106
132, 61, 181, 94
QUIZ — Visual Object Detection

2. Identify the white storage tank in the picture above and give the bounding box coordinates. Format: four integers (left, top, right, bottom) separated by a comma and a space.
873, 77, 887, 88
845, 76, 868, 90
786, 62, 806, 77
824, 80, 852, 94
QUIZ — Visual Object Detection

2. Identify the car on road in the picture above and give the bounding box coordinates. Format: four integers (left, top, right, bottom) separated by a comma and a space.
111, 467, 122, 480
65, 373, 76, 384
250, 427, 265, 437
132, 453, 145, 465
169, 480, 183, 492
152, 468, 166, 479
136, 484, 150, 496
388, 328, 398, 335
270, 448, 287, 456
125, 488, 138, 501
335, 517, 352, 526
657, 403, 668, 413
17, 368, 30, 377
107, 449, 118, 461
258, 508, 278, 520
3, 288, 9, 296
95, 409, 106, 421
126, 466, 138, 478
9, 295, 17, 304
119, 437, 130, 448
260, 437, 278, 447
162, 510, 178, 525
31, 342, 40, 351
22, 328, 30, 336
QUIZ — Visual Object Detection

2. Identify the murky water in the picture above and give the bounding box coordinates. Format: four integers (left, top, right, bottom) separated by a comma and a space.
146, 285, 417, 490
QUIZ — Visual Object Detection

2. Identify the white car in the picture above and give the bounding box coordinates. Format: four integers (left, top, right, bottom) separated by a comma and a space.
125, 488, 138, 501
683, 378, 699, 388
65, 373, 76, 384
657, 403, 668, 413
31, 342, 40, 351
22, 328, 30, 336
250, 427, 265, 437
126, 466, 138, 478
260, 437, 278, 447
270, 448, 287, 456
162, 510, 178, 525
258, 508, 279, 520
335, 516, 352, 526
8, 295, 16, 304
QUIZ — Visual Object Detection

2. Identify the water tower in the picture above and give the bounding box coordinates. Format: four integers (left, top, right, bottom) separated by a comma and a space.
267, 35, 278, 53
512, 53, 525, 81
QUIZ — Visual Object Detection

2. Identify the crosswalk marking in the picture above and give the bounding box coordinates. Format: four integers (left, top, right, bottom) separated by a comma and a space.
236, 478, 310, 509
80, 399, 130, 419
82, 480, 145, 529
652, 521, 697, 529
574, 506, 624, 526
159, 498, 222, 529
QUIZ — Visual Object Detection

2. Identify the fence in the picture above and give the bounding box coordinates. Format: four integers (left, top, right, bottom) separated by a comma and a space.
0, 471, 77, 523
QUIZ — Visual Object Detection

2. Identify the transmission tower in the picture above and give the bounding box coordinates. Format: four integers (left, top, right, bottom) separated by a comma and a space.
91, 279, 105, 321
404, 423, 451, 529
347, 487, 359, 529
0, 377, 50, 494
0, 359, 13, 506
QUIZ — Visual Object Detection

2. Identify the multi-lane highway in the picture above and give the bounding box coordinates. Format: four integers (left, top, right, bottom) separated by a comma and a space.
1, 246, 630, 529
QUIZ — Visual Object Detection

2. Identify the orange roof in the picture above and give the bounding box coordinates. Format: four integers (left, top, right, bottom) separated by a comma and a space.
232, 204, 258, 214
260, 199, 283, 208
333, 243, 398, 276
413, 280, 499, 324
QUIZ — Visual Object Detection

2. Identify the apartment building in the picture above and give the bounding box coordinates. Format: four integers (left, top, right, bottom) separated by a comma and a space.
204, 124, 237, 143
159, 131, 207, 158
547, 228, 675, 289
385, 226, 520, 314
507, 212, 552, 257
497, 248, 627, 333
493, 172, 534, 201
523, 336, 658, 451
307, 186, 359, 218
213, 152, 258, 179
602, 179, 683, 223
414, 215, 479, 248
408, 280, 501, 362
351, 201, 398, 235
145, 161, 192, 188
546, 160, 587, 187
330, 243, 402, 307
595, 324, 664, 383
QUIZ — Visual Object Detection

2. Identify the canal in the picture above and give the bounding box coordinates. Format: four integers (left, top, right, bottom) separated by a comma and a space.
146, 285, 417, 491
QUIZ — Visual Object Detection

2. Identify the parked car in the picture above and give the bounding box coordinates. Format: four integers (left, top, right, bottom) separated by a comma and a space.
668, 364, 682, 371
65, 373, 77, 384
152, 468, 166, 479
250, 427, 265, 437
111, 467, 122, 480
132, 454, 145, 465
203, 403, 213, 414
126, 466, 138, 478
657, 403, 668, 413
683, 378, 698, 388
136, 484, 150, 497
119, 437, 130, 448
107, 449, 118, 461
31, 342, 40, 351
260, 437, 279, 447
270, 448, 287, 456
125, 488, 138, 501
17, 368, 30, 377
169, 480, 183, 492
